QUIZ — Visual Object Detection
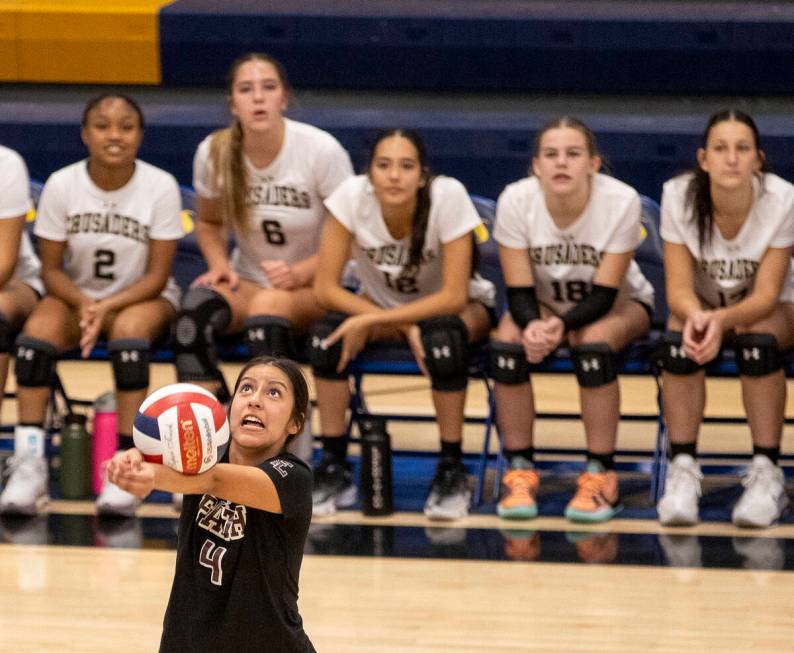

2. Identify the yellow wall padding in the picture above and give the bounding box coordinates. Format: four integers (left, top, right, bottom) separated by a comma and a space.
0, 1, 173, 83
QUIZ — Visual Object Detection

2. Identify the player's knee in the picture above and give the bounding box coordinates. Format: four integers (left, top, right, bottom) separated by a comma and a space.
173, 287, 231, 382
570, 342, 617, 388
660, 331, 701, 375
109, 338, 150, 391
244, 315, 295, 358
309, 312, 348, 380
734, 333, 782, 377
0, 312, 12, 354
489, 341, 529, 385
420, 315, 469, 392
14, 335, 58, 388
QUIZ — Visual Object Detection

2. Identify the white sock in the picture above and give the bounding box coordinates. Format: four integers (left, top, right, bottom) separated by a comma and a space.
14, 425, 45, 458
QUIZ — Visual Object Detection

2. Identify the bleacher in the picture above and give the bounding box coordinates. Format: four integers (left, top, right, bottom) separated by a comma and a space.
3, 0, 794, 510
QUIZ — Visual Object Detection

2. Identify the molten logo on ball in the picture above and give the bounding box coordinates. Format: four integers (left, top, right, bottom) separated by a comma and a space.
133, 383, 230, 475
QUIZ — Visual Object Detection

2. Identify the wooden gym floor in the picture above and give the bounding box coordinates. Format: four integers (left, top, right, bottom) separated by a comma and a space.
1, 361, 793, 652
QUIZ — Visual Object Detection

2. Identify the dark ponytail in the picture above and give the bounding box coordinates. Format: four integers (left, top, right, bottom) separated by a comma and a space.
686, 109, 769, 252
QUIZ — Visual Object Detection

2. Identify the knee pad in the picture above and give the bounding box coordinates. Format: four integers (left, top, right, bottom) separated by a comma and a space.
571, 343, 617, 388
15, 335, 58, 388
0, 312, 11, 353
734, 333, 782, 377
489, 341, 529, 385
173, 287, 232, 383
245, 315, 295, 358
309, 312, 348, 380
420, 316, 469, 392
109, 339, 150, 391
661, 331, 701, 375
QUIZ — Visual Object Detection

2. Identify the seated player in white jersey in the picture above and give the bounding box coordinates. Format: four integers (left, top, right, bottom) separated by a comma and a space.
172, 53, 353, 402
0, 146, 42, 418
310, 129, 495, 521
657, 109, 794, 529
491, 117, 654, 524
107, 357, 316, 653
0, 94, 184, 517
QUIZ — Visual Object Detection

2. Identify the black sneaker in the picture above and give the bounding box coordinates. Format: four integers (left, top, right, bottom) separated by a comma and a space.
312, 453, 358, 516
423, 459, 471, 521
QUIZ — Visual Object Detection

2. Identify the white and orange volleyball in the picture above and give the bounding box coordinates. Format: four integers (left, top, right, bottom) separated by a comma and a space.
133, 383, 229, 475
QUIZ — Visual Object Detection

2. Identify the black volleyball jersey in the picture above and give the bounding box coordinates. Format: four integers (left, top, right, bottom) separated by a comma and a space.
159, 452, 315, 653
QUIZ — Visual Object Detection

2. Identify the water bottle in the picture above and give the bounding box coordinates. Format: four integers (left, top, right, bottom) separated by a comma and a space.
60, 413, 89, 499
359, 417, 393, 516
92, 392, 117, 495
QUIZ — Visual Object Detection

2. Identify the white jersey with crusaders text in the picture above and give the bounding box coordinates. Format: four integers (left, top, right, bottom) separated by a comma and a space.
0, 145, 42, 294
494, 173, 654, 314
34, 160, 183, 306
325, 175, 495, 309
193, 118, 353, 286
661, 172, 794, 307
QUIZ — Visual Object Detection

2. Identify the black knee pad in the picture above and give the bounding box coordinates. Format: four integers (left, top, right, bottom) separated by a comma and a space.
109, 338, 150, 391
245, 315, 295, 358
0, 312, 11, 353
420, 316, 469, 392
661, 331, 701, 375
15, 335, 58, 388
571, 343, 617, 388
173, 287, 232, 383
734, 333, 782, 377
309, 312, 348, 380
489, 341, 529, 385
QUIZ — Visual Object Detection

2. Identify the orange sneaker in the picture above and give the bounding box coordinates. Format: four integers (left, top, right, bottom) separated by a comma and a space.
567, 532, 619, 563
497, 467, 540, 520
564, 462, 621, 523
501, 529, 541, 561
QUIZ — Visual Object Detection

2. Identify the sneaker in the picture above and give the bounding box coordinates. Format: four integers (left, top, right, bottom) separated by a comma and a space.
497, 459, 540, 520
0, 456, 48, 516
657, 454, 703, 526
96, 479, 141, 518
564, 461, 621, 523
423, 459, 471, 521
312, 453, 357, 516
0, 515, 49, 545
732, 536, 785, 570
95, 517, 144, 549
731, 455, 789, 528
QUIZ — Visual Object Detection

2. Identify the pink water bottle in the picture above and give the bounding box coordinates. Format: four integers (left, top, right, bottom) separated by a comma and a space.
92, 391, 117, 495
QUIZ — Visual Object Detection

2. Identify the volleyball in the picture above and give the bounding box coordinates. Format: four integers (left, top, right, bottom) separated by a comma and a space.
132, 383, 229, 475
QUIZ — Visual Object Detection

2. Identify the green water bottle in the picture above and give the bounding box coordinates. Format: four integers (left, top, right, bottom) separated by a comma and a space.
60, 413, 89, 500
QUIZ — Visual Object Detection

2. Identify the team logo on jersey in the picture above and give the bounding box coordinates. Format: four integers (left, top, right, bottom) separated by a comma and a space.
362, 244, 437, 267
65, 212, 150, 243
698, 258, 759, 282
196, 495, 247, 541
247, 182, 311, 209
529, 243, 602, 267
270, 459, 294, 478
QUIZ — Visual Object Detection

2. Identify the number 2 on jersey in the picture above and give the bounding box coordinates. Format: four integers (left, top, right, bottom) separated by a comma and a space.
93, 249, 115, 280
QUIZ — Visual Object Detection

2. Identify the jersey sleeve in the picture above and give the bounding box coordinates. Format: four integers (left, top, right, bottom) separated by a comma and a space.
769, 191, 794, 249
313, 135, 354, 200
434, 177, 482, 244
149, 174, 186, 240
493, 183, 529, 249
192, 136, 220, 199
603, 191, 642, 253
0, 150, 31, 219
659, 180, 687, 245
260, 455, 313, 520
323, 176, 361, 233
32, 173, 68, 242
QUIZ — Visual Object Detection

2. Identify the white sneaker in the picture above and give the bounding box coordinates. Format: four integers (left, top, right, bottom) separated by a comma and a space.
96, 479, 140, 517
657, 454, 702, 526
731, 455, 788, 529
0, 456, 49, 516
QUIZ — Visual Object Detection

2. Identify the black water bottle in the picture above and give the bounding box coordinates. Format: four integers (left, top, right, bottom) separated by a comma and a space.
359, 417, 393, 516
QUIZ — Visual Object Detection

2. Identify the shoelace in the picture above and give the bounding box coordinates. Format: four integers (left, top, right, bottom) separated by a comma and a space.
576, 472, 608, 499
741, 463, 781, 496
432, 465, 465, 495
2, 457, 42, 488
502, 470, 536, 499
666, 462, 703, 497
